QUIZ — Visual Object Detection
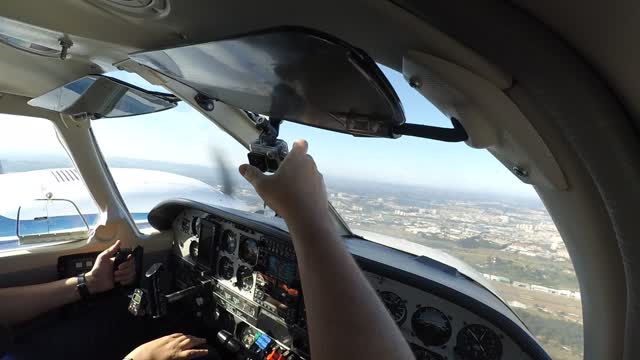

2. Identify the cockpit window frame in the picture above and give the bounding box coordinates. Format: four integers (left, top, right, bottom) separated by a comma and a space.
112, 67, 354, 237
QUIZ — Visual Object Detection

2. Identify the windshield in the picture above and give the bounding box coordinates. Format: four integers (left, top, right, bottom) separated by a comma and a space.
91, 72, 265, 231
275, 67, 583, 360
93, 70, 582, 359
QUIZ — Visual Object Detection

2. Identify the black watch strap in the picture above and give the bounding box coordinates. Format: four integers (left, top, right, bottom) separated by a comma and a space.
76, 273, 91, 299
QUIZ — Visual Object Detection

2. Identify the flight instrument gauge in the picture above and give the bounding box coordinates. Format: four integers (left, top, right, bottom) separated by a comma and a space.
236, 265, 254, 291
189, 241, 199, 259
378, 291, 407, 325
218, 256, 234, 280
411, 307, 452, 346
455, 324, 502, 360
221, 230, 237, 254
409, 343, 445, 360
191, 216, 201, 236
236, 322, 258, 348
239, 237, 259, 265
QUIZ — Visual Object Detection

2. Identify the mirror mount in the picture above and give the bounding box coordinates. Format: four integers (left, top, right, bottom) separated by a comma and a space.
71, 112, 91, 121
392, 117, 468, 143
255, 116, 282, 146
194, 93, 215, 112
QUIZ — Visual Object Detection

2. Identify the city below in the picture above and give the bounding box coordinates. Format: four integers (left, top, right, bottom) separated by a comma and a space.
236, 177, 584, 360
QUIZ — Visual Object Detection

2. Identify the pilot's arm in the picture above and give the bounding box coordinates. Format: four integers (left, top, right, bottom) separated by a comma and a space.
127, 140, 413, 360
239, 140, 415, 360
0, 240, 136, 326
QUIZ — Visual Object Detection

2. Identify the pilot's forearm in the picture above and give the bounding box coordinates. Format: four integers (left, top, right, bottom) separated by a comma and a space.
287, 214, 414, 360
0, 277, 82, 326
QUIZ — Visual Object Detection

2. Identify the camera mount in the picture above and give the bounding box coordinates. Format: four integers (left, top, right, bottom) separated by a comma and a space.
247, 114, 289, 173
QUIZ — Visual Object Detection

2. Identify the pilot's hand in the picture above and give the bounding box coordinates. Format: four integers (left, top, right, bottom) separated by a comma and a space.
239, 139, 329, 226
125, 333, 209, 360
85, 240, 136, 293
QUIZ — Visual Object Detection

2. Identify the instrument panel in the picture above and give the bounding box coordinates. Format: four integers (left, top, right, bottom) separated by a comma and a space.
173, 209, 309, 357
365, 272, 529, 360
165, 206, 536, 360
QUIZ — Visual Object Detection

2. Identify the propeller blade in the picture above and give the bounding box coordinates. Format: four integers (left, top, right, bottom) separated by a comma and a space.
207, 140, 235, 196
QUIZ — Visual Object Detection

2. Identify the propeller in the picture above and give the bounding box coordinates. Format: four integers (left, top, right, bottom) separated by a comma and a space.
213, 151, 234, 196
207, 138, 235, 196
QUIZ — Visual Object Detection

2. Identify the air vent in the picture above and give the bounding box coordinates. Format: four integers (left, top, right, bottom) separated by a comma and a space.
51, 169, 81, 183
86, 0, 171, 18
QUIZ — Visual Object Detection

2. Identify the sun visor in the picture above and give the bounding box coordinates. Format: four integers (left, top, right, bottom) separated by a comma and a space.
129, 27, 405, 138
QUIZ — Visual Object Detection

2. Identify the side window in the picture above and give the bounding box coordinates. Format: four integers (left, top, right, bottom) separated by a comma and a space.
0, 114, 99, 251
91, 101, 264, 232
89, 71, 265, 232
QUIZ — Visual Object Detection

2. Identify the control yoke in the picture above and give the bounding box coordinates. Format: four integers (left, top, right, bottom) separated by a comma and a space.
128, 262, 211, 318
113, 245, 143, 287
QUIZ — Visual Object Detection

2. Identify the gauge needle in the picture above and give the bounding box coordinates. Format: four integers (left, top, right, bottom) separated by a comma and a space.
470, 330, 486, 353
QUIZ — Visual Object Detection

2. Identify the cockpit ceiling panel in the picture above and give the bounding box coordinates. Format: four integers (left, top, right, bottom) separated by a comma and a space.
0, 0, 508, 100
130, 27, 405, 137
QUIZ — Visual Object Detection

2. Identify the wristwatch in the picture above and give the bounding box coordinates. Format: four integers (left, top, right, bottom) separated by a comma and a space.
76, 273, 91, 299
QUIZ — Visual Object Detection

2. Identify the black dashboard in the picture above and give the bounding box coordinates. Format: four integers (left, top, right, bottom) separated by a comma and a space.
147, 199, 549, 360
172, 209, 309, 355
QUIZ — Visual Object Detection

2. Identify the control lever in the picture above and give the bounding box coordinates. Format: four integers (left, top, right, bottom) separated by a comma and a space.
217, 330, 291, 360
146, 263, 166, 318
113, 248, 131, 271
217, 330, 265, 360
217, 330, 243, 354
113, 245, 143, 287
128, 262, 212, 318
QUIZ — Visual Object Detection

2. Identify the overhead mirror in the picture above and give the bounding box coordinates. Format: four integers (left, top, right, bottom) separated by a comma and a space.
28, 75, 178, 119
17, 199, 90, 245
130, 27, 406, 138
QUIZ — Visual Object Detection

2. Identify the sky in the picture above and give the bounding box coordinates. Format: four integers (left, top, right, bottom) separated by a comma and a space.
0, 66, 537, 198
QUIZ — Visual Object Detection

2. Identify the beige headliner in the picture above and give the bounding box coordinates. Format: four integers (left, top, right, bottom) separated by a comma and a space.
3, 0, 638, 128
513, 0, 640, 130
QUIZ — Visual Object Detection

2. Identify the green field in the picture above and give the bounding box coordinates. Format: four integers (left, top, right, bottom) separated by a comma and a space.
516, 309, 583, 360
356, 224, 579, 291
436, 246, 579, 291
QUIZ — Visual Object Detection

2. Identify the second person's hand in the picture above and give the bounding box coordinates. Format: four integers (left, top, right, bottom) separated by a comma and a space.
125, 333, 209, 360
85, 240, 137, 294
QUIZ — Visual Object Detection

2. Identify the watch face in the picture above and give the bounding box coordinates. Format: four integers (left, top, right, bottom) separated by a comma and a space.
77, 273, 91, 298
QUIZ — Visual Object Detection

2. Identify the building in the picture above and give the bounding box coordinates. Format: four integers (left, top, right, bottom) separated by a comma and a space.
531, 285, 552, 294
489, 275, 511, 284
513, 281, 531, 290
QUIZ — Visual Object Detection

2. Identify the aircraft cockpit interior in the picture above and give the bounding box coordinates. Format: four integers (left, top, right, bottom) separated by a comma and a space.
2, 2, 640, 360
